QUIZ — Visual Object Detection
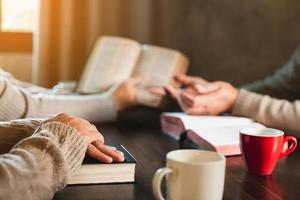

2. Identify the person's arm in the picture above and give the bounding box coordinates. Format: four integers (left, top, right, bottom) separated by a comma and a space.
0, 76, 141, 123
25, 88, 118, 123
0, 119, 42, 154
243, 46, 300, 101
232, 89, 300, 131
0, 77, 114, 123
166, 80, 300, 131
0, 121, 87, 200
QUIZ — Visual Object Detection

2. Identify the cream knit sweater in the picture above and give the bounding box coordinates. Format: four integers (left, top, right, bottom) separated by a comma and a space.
0, 119, 87, 200
233, 46, 300, 131
0, 70, 117, 123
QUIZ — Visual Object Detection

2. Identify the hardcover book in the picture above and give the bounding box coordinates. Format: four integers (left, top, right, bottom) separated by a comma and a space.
68, 144, 136, 185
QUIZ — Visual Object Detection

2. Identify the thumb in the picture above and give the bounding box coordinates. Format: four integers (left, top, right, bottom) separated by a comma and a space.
148, 87, 166, 96
174, 74, 195, 86
194, 82, 220, 94
164, 85, 178, 99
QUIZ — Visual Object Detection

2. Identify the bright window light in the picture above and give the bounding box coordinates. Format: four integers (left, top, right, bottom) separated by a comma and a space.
1, 0, 38, 32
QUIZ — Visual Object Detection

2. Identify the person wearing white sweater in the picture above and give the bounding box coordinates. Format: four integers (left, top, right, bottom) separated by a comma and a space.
0, 113, 124, 200
0, 69, 139, 123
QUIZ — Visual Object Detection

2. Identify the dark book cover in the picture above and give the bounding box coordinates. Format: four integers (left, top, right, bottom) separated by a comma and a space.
83, 144, 136, 164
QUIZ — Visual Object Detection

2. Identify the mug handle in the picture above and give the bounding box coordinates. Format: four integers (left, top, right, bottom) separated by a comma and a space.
152, 167, 173, 200
279, 136, 298, 159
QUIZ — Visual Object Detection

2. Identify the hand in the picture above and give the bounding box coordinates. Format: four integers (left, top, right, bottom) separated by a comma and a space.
45, 113, 124, 163
174, 74, 209, 86
179, 81, 238, 115
112, 77, 142, 112
149, 74, 209, 103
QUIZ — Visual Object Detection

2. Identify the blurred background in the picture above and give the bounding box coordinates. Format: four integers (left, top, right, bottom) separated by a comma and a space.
1, 0, 300, 87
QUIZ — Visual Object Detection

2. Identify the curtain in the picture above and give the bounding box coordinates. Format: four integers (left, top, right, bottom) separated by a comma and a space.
33, 0, 155, 87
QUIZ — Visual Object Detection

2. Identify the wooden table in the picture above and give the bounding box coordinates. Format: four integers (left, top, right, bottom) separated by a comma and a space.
54, 109, 300, 200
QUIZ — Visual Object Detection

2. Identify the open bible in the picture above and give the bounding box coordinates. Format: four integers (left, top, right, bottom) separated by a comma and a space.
161, 112, 265, 156
77, 36, 189, 107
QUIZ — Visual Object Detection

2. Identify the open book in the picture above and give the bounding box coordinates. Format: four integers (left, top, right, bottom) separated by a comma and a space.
161, 112, 265, 156
77, 36, 189, 107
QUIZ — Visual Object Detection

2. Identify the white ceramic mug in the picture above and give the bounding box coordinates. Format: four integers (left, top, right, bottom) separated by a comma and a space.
152, 150, 226, 200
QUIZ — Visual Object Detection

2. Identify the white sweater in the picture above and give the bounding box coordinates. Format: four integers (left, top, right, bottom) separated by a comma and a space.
0, 70, 117, 123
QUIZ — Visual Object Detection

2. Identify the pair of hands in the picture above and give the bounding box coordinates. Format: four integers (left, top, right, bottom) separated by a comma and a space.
150, 75, 239, 115
112, 74, 239, 115
46, 113, 124, 163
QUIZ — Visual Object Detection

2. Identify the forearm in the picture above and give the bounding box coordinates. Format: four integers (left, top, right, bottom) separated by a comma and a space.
26, 92, 117, 123
0, 76, 118, 123
243, 46, 300, 101
0, 122, 87, 200
232, 89, 300, 131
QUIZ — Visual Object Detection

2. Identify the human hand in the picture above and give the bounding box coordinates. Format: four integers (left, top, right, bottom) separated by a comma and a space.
149, 74, 209, 103
45, 113, 124, 163
178, 81, 238, 115
174, 74, 208, 86
112, 77, 142, 112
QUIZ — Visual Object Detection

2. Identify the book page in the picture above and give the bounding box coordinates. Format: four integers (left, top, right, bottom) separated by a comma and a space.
132, 45, 189, 107
162, 112, 254, 130
188, 123, 265, 146
77, 36, 141, 93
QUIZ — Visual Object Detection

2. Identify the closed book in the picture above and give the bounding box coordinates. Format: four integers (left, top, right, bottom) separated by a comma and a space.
161, 112, 265, 156
68, 144, 136, 185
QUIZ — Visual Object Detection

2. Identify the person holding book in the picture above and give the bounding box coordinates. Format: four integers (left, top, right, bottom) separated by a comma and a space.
0, 113, 124, 200
152, 46, 300, 131
0, 36, 189, 122
0, 68, 140, 123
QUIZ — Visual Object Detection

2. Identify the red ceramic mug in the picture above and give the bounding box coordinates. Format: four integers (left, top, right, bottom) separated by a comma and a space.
240, 128, 297, 175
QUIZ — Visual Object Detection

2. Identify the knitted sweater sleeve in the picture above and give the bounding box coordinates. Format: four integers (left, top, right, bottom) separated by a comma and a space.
0, 122, 87, 200
243, 46, 300, 101
232, 89, 300, 131
0, 77, 117, 123
0, 118, 43, 154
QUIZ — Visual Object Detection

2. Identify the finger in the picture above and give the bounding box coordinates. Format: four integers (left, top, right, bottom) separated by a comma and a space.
107, 146, 117, 150
195, 83, 220, 94
93, 141, 125, 162
89, 124, 104, 142
86, 144, 113, 163
194, 85, 208, 94
87, 127, 104, 144
185, 107, 210, 115
93, 141, 124, 162
148, 87, 166, 96
193, 77, 209, 85
174, 74, 195, 86
164, 85, 178, 99
179, 91, 195, 107
184, 86, 201, 96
